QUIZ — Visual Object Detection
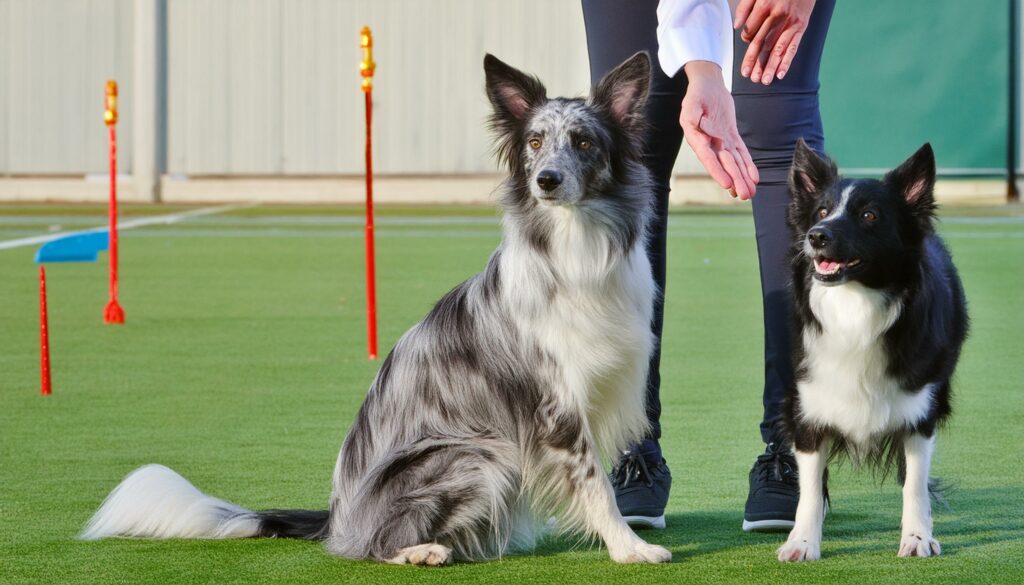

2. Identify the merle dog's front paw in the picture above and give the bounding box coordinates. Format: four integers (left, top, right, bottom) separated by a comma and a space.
898, 532, 941, 558
777, 536, 821, 562
610, 540, 672, 564
387, 543, 453, 566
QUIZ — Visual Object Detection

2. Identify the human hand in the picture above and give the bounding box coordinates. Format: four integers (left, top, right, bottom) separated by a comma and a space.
734, 0, 816, 85
681, 61, 759, 200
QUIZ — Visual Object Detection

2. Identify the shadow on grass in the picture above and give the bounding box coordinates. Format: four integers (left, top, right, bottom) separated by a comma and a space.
530, 485, 1022, 563
527, 510, 768, 563
821, 486, 1024, 558
64, 487, 1022, 571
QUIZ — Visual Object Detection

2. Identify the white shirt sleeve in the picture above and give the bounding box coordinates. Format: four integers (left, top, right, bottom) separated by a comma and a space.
656, 0, 734, 90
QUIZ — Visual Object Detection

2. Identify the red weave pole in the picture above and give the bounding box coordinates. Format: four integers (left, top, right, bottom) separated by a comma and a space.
361, 28, 378, 360
364, 88, 378, 360
103, 81, 125, 324
40, 266, 52, 396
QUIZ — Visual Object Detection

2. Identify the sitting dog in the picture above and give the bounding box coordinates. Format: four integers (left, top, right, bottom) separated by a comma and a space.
777, 139, 969, 561
81, 52, 672, 565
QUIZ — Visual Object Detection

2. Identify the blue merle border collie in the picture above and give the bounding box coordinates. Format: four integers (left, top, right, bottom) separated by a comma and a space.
777, 139, 969, 562
80, 52, 672, 565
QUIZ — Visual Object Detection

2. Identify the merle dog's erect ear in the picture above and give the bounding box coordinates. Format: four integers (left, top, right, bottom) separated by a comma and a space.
590, 51, 651, 132
885, 143, 936, 215
484, 54, 547, 124
789, 138, 837, 197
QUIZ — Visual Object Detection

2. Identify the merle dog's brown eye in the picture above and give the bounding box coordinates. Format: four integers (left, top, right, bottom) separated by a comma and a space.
817, 208, 828, 220
577, 139, 591, 150
862, 210, 878, 223
528, 138, 542, 150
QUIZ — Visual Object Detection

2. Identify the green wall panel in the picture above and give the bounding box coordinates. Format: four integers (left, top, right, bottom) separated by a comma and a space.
820, 1, 1010, 175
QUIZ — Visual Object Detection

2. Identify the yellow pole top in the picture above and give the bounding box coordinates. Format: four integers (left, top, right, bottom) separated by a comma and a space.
104, 80, 118, 126
360, 26, 375, 93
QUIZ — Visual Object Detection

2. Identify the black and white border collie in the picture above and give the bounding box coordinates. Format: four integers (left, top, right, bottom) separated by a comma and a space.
778, 139, 969, 561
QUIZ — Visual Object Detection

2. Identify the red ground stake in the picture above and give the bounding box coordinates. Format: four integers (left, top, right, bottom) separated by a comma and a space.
103, 80, 125, 325
40, 266, 52, 396
361, 28, 378, 360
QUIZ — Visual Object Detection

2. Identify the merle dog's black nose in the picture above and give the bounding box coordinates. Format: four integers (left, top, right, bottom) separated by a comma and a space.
808, 226, 832, 249
536, 170, 563, 192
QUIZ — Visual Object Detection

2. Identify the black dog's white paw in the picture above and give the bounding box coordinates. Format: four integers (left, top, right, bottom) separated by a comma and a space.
898, 532, 941, 558
777, 536, 821, 562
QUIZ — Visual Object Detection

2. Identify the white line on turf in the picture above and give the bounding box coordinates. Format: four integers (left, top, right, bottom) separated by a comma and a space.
108, 227, 1024, 240
0, 203, 258, 251
3, 209, 1019, 245
1, 214, 1020, 228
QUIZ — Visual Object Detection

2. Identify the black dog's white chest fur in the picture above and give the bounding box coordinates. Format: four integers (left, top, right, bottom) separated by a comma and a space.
798, 281, 933, 450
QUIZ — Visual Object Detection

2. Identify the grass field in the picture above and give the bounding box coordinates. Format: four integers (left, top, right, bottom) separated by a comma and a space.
1, 203, 1022, 584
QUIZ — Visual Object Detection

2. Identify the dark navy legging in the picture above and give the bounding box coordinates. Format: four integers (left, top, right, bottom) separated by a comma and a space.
582, 0, 835, 445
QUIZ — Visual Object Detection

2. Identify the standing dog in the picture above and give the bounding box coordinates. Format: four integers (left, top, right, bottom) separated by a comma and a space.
81, 53, 672, 565
778, 140, 968, 561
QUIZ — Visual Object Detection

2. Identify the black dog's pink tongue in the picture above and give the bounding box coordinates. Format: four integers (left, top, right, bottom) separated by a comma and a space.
816, 259, 841, 274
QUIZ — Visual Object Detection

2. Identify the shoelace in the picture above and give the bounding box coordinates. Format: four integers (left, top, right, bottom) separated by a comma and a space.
753, 443, 831, 506
612, 451, 655, 489
754, 444, 797, 484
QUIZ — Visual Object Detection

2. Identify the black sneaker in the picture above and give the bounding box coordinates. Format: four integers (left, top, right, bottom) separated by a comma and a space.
611, 441, 671, 529
742, 442, 801, 532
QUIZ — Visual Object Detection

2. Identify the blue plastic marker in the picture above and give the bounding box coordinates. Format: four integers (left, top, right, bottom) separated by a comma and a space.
34, 230, 109, 263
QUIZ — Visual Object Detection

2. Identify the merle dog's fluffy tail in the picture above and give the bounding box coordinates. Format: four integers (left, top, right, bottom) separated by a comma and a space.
79, 464, 328, 541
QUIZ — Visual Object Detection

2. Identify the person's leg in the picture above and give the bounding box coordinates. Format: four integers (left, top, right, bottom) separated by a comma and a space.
583, 0, 685, 456
582, 0, 685, 528
733, 0, 835, 532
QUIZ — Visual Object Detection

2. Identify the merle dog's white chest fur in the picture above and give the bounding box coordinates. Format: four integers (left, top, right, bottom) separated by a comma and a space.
503, 206, 655, 459
798, 282, 934, 449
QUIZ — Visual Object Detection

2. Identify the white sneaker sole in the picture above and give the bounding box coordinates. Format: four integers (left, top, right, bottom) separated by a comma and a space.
623, 515, 666, 529
742, 501, 829, 532
742, 518, 794, 532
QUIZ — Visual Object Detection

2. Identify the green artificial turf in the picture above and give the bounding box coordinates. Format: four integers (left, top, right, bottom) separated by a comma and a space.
1, 204, 1022, 584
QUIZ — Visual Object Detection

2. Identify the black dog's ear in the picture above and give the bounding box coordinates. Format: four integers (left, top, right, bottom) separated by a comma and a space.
789, 138, 837, 197
590, 51, 651, 132
484, 54, 547, 124
885, 143, 936, 221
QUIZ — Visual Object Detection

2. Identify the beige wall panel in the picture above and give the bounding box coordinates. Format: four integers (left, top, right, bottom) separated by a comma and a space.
0, 0, 9, 173
166, 0, 701, 176
1, 0, 133, 174
2, 0, 703, 177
